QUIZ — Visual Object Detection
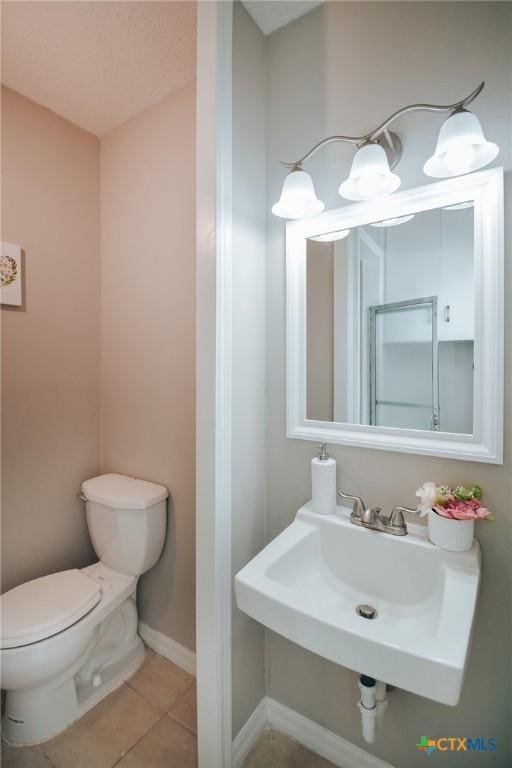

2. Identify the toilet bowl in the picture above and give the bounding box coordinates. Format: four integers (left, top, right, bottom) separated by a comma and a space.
0, 474, 168, 746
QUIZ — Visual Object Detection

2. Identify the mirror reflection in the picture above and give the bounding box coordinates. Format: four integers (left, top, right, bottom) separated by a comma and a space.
306, 204, 475, 434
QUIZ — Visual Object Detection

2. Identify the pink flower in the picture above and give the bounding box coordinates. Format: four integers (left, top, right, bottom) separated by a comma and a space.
473, 506, 492, 519
434, 505, 456, 519
434, 500, 492, 520
451, 504, 480, 520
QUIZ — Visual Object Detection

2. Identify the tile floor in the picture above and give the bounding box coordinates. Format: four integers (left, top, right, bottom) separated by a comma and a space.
2, 652, 334, 768
1, 650, 197, 768
241, 729, 337, 768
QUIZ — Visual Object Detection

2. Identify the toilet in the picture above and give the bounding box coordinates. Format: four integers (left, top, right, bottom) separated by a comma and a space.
0, 473, 168, 746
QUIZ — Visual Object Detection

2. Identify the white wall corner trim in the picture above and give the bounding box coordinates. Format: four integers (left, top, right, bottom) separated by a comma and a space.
138, 622, 196, 677
232, 697, 395, 768
196, 1, 234, 767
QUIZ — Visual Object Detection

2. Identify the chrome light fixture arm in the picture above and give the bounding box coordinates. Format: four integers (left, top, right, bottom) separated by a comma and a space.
281, 82, 485, 170
366, 81, 484, 141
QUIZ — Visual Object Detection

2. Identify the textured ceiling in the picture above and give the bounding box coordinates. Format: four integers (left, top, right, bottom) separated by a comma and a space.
1, 1, 196, 136
242, 0, 325, 35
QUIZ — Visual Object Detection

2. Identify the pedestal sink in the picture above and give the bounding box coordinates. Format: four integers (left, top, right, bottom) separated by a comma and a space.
235, 502, 480, 705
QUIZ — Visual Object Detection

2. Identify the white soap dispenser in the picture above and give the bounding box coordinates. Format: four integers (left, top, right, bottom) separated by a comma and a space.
311, 443, 337, 515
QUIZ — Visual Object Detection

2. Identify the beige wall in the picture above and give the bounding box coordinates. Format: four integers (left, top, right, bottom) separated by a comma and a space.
306, 241, 334, 422
100, 82, 196, 650
1, 86, 100, 590
2, 82, 197, 652
264, 3, 512, 766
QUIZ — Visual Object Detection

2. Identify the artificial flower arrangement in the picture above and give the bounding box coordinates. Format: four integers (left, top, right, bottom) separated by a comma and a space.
415, 481, 492, 520
415, 481, 492, 551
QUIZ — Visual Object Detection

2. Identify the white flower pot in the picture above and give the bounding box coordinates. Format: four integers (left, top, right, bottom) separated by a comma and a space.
427, 509, 474, 552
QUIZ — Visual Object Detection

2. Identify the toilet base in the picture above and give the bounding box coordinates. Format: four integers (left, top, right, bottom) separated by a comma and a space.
2, 632, 145, 746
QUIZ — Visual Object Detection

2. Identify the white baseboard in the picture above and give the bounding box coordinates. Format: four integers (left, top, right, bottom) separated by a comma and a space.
138, 621, 196, 677
233, 696, 394, 768
232, 698, 268, 768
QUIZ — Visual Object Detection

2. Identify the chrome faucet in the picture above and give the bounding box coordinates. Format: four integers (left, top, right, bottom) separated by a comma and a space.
338, 490, 414, 536
337, 490, 365, 521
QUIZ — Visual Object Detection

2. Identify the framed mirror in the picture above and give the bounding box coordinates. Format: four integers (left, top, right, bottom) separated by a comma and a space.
286, 167, 503, 462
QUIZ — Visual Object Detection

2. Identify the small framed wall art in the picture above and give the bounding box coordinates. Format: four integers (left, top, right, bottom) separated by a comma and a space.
1, 242, 23, 306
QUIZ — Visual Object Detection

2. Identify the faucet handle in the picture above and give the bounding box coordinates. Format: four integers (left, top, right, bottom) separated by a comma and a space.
387, 506, 411, 536
338, 490, 366, 521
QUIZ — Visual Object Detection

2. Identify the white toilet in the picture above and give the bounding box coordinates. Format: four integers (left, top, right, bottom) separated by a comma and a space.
0, 473, 168, 746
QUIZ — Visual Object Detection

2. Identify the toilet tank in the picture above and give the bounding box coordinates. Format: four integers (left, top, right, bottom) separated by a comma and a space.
81, 474, 168, 576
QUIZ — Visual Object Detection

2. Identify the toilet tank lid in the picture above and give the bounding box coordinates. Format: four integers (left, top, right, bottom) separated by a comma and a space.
82, 473, 168, 510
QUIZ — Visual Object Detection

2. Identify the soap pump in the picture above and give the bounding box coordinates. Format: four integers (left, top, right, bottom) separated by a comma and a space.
311, 442, 337, 515
318, 443, 329, 461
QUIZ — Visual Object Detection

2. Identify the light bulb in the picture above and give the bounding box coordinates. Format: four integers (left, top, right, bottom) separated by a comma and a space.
443, 143, 476, 175
272, 168, 324, 219
424, 110, 499, 178
339, 144, 401, 202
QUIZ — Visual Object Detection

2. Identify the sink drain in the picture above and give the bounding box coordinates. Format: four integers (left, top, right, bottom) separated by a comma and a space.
356, 604, 377, 620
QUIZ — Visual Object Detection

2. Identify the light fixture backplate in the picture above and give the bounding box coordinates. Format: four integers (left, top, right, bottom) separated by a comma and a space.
375, 130, 403, 170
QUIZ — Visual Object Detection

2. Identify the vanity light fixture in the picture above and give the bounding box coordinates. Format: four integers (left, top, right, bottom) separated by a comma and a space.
424, 111, 498, 178
272, 82, 498, 219
370, 214, 415, 228
271, 166, 324, 219
338, 143, 401, 201
309, 229, 350, 242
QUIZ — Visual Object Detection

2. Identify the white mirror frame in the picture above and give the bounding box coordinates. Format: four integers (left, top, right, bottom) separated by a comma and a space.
286, 167, 504, 463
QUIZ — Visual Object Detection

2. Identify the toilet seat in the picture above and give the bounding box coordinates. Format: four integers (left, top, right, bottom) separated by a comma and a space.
0, 569, 102, 650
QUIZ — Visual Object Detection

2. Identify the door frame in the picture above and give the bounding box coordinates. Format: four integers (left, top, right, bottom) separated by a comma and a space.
368, 296, 439, 429
196, 2, 234, 767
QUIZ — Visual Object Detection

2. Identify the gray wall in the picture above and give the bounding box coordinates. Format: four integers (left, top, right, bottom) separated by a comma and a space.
264, 3, 511, 766
231, 2, 267, 737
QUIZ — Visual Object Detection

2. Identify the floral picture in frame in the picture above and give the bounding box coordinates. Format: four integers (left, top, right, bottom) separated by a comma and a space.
1, 242, 23, 306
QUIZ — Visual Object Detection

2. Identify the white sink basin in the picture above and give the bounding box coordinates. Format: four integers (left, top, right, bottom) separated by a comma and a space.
235, 502, 480, 705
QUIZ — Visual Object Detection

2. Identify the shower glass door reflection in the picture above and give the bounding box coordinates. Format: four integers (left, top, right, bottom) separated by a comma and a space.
369, 297, 439, 431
